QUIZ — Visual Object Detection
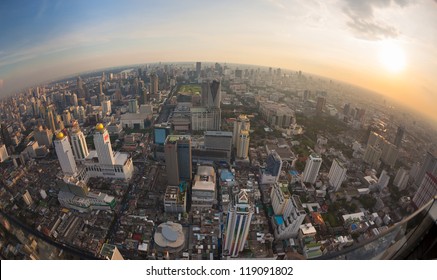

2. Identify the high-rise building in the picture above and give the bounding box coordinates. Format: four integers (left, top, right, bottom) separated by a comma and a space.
413, 172, 437, 209
302, 153, 322, 184
316, 97, 326, 115
191, 165, 216, 210
165, 135, 192, 185
54, 132, 77, 176
34, 126, 53, 147
0, 124, 12, 148
363, 144, 382, 168
153, 123, 172, 145
394, 168, 409, 190
233, 114, 250, 147
70, 127, 89, 160
45, 105, 57, 133
102, 100, 111, 116
394, 126, 405, 148
128, 99, 138, 113
224, 190, 253, 257
93, 123, 115, 165
204, 131, 233, 161
236, 130, 250, 159
328, 159, 347, 192
378, 170, 390, 191
201, 80, 221, 108
196, 62, 201, 77
260, 150, 282, 184
270, 183, 306, 239
381, 142, 399, 167
415, 151, 437, 186
62, 110, 71, 127
150, 73, 159, 95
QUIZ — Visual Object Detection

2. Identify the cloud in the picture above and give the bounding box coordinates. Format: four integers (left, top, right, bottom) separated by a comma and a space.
342, 0, 413, 40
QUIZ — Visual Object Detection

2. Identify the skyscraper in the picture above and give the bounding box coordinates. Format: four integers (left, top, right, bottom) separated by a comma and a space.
201, 80, 221, 108
233, 114, 250, 147
0, 124, 13, 148
224, 190, 253, 257
236, 130, 250, 159
93, 123, 115, 165
328, 159, 347, 192
264, 150, 282, 182
34, 126, 53, 147
45, 105, 57, 133
413, 172, 437, 209
394, 168, 409, 190
102, 100, 111, 116
196, 62, 201, 77
415, 151, 437, 186
150, 73, 159, 95
70, 127, 89, 160
363, 144, 382, 168
54, 132, 77, 176
302, 154, 322, 184
128, 99, 138, 113
316, 97, 326, 115
394, 126, 405, 148
165, 135, 192, 185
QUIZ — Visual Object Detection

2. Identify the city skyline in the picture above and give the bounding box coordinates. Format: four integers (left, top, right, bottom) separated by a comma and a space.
0, 0, 436, 123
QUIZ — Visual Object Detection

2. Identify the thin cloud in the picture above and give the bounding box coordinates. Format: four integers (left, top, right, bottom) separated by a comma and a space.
342, 0, 414, 40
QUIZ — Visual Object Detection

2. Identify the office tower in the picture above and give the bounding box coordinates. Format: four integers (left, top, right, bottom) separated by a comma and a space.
201, 80, 221, 108
62, 110, 71, 127
316, 97, 326, 115
0, 144, 9, 162
394, 126, 405, 148
236, 130, 250, 159
0, 124, 13, 148
102, 100, 111, 116
302, 153, 322, 184
270, 183, 306, 239
415, 152, 437, 186
77, 76, 85, 98
150, 73, 159, 95
328, 159, 347, 192
70, 127, 89, 160
56, 114, 64, 130
224, 190, 254, 257
72, 93, 78, 107
153, 123, 172, 145
54, 132, 77, 176
363, 145, 382, 168
381, 142, 399, 167
378, 170, 390, 191
413, 172, 437, 209
233, 114, 250, 147
196, 62, 201, 77
93, 123, 115, 165
394, 168, 409, 190
45, 106, 57, 133
204, 131, 233, 161
264, 150, 282, 182
34, 126, 53, 147
165, 135, 192, 185
128, 99, 138, 113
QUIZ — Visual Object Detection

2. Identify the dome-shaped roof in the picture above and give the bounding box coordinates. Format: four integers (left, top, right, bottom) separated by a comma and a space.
56, 132, 64, 139
96, 123, 104, 131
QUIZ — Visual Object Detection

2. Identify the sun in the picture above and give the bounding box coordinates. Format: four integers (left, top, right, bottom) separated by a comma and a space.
378, 41, 406, 73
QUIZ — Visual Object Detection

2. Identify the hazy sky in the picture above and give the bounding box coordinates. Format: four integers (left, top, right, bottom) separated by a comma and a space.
0, 0, 436, 121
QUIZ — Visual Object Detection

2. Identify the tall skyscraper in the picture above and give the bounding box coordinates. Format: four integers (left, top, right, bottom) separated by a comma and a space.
102, 100, 111, 116
93, 123, 115, 165
153, 123, 172, 145
224, 190, 253, 257
165, 135, 192, 185
54, 132, 77, 176
316, 97, 326, 115
236, 130, 250, 159
70, 127, 89, 160
394, 126, 405, 148
413, 172, 437, 209
264, 150, 282, 182
302, 154, 322, 184
233, 114, 250, 147
150, 73, 159, 95
328, 159, 347, 192
394, 168, 409, 190
62, 110, 71, 127
45, 105, 57, 133
196, 62, 201, 77
128, 99, 138, 113
415, 151, 437, 186
201, 80, 221, 108
363, 144, 382, 168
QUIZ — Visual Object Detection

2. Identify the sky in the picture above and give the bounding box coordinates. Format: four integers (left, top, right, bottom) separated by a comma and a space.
0, 0, 436, 122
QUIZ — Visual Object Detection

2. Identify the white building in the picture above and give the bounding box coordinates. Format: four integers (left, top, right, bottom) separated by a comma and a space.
236, 130, 250, 159
394, 168, 409, 190
233, 114, 250, 147
70, 127, 89, 160
191, 166, 216, 210
270, 183, 306, 239
102, 100, 111, 116
93, 123, 115, 165
328, 159, 347, 192
378, 170, 390, 191
302, 154, 322, 184
54, 132, 77, 176
224, 190, 254, 257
